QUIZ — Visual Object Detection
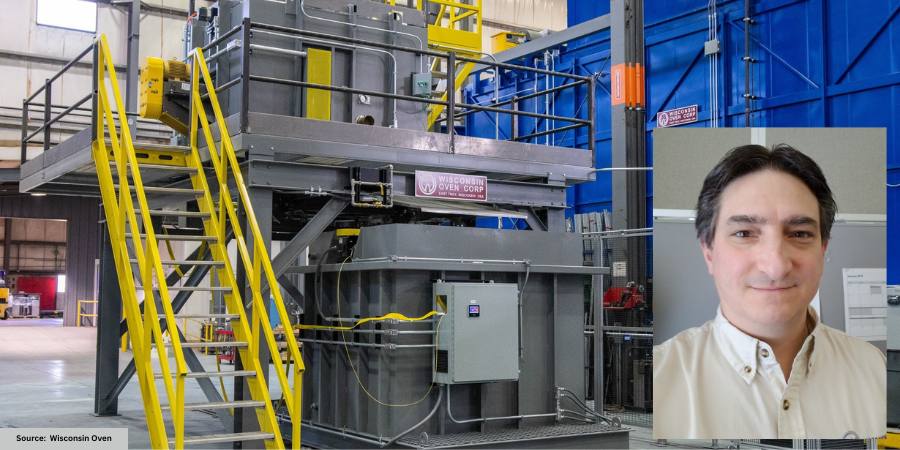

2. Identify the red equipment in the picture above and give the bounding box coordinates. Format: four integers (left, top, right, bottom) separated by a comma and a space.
603, 282, 644, 309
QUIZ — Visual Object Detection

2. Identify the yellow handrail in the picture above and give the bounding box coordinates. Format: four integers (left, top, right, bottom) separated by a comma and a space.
188, 47, 304, 448
92, 34, 185, 448
76, 299, 98, 327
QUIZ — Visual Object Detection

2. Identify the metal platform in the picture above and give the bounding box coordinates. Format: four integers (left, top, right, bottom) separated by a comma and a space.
397, 423, 629, 449
19, 112, 594, 196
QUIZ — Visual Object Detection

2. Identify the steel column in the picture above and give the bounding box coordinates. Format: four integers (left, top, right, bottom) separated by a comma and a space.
610, 0, 646, 287
125, 0, 140, 114
233, 183, 273, 446
93, 226, 121, 416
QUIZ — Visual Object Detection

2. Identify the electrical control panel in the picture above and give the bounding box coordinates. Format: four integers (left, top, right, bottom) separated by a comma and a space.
433, 281, 519, 384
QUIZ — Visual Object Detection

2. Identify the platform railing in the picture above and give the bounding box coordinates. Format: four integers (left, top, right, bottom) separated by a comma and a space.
20, 42, 96, 164
199, 18, 596, 155
18, 40, 168, 166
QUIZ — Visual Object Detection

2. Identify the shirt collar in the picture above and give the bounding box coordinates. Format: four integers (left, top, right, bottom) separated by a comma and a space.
712, 306, 820, 384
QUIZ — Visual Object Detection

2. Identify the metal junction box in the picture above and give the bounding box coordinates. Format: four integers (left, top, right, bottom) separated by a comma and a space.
433, 282, 519, 384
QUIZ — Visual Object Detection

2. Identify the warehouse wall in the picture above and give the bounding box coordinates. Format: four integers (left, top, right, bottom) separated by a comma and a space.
482, 0, 567, 53
0, 194, 100, 326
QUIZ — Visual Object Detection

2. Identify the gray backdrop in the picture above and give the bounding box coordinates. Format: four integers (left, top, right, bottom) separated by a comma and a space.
653, 128, 886, 348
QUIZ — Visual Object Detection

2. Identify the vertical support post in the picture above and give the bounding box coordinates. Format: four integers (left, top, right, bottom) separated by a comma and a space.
3, 218, 11, 271
233, 178, 273, 448
20, 100, 28, 164
447, 52, 456, 153
91, 41, 99, 142
94, 225, 122, 416
43, 79, 51, 151
587, 77, 596, 158
610, 0, 646, 287
240, 18, 252, 133
125, 0, 140, 115
511, 96, 518, 141
592, 244, 604, 413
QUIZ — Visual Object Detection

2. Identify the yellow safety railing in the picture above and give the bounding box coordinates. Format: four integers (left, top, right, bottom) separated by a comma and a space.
189, 47, 305, 449
427, 0, 483, 53
76, 299, 98, 327
91, 34, 185, 448
421, 0, 483, 130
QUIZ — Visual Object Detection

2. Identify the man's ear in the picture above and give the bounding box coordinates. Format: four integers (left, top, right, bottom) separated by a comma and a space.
821, 238, 829, 254
700, 240, 715, 275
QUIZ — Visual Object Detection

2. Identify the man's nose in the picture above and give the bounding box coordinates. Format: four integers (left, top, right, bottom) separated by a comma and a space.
756, 237, 793, 281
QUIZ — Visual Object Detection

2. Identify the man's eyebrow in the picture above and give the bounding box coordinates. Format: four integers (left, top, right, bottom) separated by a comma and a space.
725, 215, 766, 225
783, 215, 818, 227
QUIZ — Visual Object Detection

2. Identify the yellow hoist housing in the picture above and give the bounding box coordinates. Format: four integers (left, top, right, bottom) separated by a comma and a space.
139, 57, 191, 134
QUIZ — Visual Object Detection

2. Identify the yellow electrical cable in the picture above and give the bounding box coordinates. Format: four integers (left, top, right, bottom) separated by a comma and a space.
334, 253, 443, 407
296, 310, 438, 332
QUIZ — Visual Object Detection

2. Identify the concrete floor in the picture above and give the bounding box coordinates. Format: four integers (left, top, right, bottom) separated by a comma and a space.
0, 321, 726, 449
0, 322, 252, 449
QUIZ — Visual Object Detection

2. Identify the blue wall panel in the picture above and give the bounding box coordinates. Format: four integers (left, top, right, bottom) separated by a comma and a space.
467, 0, 899, 279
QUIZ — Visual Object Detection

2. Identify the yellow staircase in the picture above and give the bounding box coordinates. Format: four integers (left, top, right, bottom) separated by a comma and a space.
91, 35, 304, 449
426, 0, 483, 130
386, 0, 483, 129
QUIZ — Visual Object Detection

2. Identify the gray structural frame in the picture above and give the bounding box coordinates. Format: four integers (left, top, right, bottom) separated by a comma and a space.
289, 224, 612, 448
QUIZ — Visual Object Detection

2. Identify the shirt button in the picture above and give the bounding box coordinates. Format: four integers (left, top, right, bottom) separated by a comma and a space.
760, 348, 770, 358
743, 366, 752, 374
783, 399, 790, 410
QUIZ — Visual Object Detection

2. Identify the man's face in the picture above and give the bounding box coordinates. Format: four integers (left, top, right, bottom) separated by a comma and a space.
701, 169, 828, 334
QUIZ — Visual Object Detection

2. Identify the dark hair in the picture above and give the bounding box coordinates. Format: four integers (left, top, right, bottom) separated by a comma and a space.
695, 144, 837, 247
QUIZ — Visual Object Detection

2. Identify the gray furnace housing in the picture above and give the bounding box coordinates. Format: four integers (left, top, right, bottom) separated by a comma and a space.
291, 224, 608, 445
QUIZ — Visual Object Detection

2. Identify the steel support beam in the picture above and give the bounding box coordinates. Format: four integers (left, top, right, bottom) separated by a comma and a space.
265, 197, 350, 307
99, 233, 232, 423
246, 160, 569, 209
610, 0, 647, 286
233, 183, 273, 446
125, 0, 140, 114
271, 197, 349, 277
93, 227, 121, 416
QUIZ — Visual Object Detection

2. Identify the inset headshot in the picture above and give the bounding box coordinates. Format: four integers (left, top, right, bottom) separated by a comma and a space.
652, 128, 887, 439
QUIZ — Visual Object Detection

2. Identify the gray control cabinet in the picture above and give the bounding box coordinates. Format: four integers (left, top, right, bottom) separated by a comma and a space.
433, 282, 520, 384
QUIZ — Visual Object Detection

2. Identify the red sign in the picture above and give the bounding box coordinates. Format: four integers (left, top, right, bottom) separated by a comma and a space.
656, 104, 699, 128
415, 170, 487, 202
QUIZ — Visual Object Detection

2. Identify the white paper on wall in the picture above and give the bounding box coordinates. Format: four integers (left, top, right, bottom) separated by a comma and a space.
842, 268, 887, 342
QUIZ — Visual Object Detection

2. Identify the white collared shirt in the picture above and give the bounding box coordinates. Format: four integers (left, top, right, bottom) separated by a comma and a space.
653, 307, 885, 439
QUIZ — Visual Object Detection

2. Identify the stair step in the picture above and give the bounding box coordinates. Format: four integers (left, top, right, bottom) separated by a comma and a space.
162, 400, 265, 411
172, 340, 249, 348
155, 370, 256, 379
125, 233, 218, 242
142, 186, 203, 195
133, 209, 210, 218
136, 285, 232, 292
115, 186, 203, 196
169, 431, 275, 446
161, 314, 240, 320
129, 259, 224, 266
135, 143, 191, 153
108, 141, 191, 153
112, 163, 197, 173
